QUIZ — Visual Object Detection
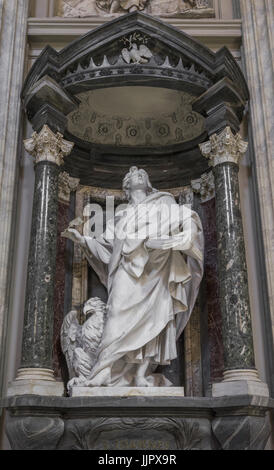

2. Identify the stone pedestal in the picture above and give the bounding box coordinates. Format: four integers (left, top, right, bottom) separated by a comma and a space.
70, 387, 185, 397
200, 127, 269, 397
3, 395, 273, 450
8, 126, 74, 397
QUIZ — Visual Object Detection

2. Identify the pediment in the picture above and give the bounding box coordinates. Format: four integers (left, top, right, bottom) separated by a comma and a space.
22, 12, 248, 102
21, 12, 249, 189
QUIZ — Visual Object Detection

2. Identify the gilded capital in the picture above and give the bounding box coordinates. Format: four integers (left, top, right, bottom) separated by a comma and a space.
199, 127, 248, 167
24, 125, 74, 166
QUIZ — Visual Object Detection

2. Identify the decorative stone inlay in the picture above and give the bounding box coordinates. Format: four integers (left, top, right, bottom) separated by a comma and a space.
58, 171, 80, 203
200, 197, 224, 386
191, 171, 215, 202
199, 127, 248, 167
24, 125, 74, 167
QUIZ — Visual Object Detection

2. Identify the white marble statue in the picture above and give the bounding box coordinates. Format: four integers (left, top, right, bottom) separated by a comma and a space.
61, 166, 204, 387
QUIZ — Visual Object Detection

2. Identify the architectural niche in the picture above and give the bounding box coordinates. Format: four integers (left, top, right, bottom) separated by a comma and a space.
3, 11, 273, 451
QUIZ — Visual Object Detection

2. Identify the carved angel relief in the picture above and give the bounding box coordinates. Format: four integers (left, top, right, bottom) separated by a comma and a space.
58, 0, 213, 18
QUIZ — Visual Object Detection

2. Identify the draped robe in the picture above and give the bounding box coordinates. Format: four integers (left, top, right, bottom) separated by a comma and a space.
81, 191, 204, 386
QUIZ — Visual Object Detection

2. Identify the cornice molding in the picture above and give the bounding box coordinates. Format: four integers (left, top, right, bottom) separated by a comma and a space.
27, 18, 242, 50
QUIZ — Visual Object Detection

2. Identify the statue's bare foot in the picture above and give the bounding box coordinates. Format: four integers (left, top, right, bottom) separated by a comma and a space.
135, 377, 149, 387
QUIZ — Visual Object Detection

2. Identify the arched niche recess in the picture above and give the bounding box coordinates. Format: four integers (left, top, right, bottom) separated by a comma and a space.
22, 11, 249, 393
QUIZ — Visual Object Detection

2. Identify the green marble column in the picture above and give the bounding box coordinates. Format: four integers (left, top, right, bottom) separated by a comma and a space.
200, 127, 256, 376
21, 160, 59, 369
14, 125, 74, 393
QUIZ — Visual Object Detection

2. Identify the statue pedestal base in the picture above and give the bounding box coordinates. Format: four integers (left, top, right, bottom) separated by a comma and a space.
212, 381, 269, 397
3, 395, 273, 450
70, 386, 185, 397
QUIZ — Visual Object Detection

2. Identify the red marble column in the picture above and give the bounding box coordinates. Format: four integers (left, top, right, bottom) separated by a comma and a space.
201, 197, 224, 384
52, 173, 79, 381
53, 200, 70, 380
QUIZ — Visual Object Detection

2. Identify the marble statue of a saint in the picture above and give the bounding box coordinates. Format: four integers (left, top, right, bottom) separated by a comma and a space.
62, 167, 204, 387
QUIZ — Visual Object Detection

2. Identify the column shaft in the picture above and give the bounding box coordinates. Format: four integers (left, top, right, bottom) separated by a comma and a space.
213, 162, 255, 371
21, 162, 59, 369
15, 125, 74, 386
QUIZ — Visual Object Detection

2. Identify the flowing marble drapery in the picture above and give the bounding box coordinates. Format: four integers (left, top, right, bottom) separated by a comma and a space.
79, 191, 203, 386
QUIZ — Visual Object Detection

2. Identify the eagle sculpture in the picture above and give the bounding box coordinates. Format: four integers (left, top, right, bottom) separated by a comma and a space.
121, 43, 153, 64
61, 297, 107, 390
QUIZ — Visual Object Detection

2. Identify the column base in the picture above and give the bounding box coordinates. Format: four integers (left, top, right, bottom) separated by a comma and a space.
7, 368, 65, 397
212, 369, 269, 397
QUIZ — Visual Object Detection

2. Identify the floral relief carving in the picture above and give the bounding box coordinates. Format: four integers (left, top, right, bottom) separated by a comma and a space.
58, 417, 205, 450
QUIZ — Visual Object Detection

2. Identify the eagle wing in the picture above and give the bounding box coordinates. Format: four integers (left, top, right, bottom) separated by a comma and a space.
60, 310, 81, 379
139, 44, 153, 59
121, 48, 131, 64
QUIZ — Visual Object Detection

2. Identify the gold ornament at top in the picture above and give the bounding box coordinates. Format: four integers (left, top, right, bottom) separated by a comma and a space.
24, 125, 74, 166
199, 127, 248, 167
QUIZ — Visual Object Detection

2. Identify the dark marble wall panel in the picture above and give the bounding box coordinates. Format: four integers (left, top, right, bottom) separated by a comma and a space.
200, 198, 224, 384
53, 200, 70, 380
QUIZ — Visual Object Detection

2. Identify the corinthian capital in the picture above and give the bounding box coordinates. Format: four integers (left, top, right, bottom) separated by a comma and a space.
24, 125, 74, 166
199, 127, 248, 167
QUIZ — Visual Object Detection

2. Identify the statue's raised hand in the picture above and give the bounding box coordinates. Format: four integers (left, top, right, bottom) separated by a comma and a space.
61, 227, 85, 246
